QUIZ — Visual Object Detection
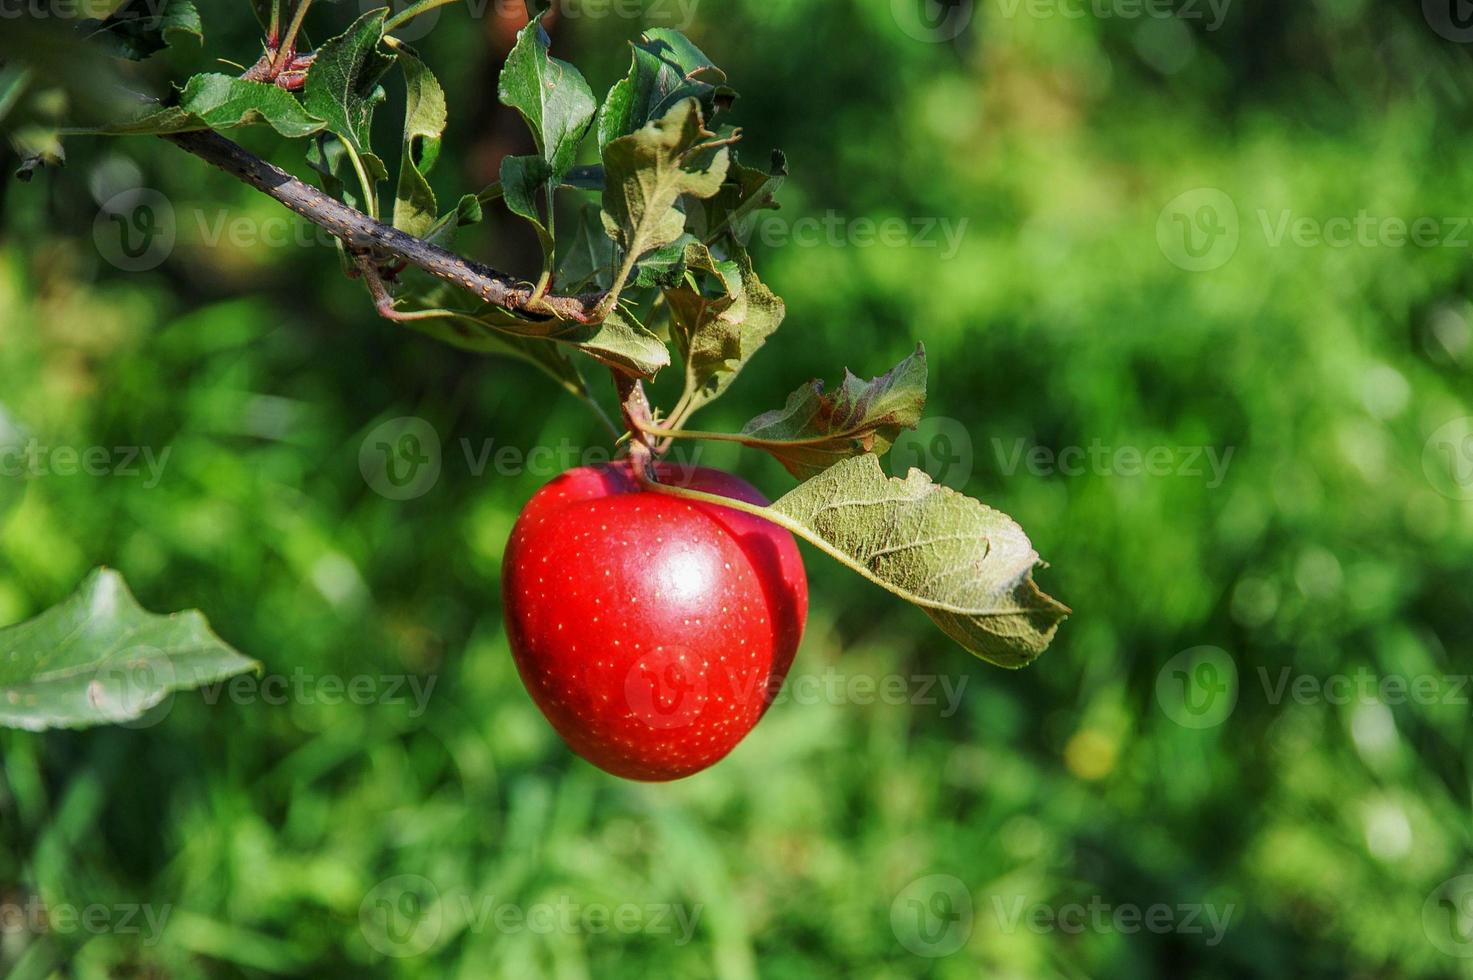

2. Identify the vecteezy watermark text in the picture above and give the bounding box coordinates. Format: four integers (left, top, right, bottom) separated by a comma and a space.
196, 669, 437, 718
0, 441, 171, 489
359, 875, 702, 958
989, 894, 1235, 946
0, 897, 171, 947
993, 438, 1234, 488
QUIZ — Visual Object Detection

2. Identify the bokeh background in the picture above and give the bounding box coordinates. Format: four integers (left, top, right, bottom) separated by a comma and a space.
3, 0, 1473, 976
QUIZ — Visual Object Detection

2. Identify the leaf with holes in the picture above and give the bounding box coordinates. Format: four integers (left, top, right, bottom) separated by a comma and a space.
0, 569, 259, 731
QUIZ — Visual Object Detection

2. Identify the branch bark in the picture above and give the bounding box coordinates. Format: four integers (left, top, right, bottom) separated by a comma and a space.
161, 129, 603, 322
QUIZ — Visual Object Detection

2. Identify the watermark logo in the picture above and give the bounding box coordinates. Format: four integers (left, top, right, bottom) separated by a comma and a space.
361, 874, 443, 958
993, 438, 1234, 487
624, 645, 710, 731
891, 874, 973, 957
1424, 0, 1473, 43
1157, 187, 1239, 271
86, 646, 176, 730
892, 0, 974, 42
1423, 417, 1473, 501
94, 188, 175, 272
1156, 646, 1237, 728
891, 417, 974, 488
1424, 874, 1473, 957
360, 417, 442, 500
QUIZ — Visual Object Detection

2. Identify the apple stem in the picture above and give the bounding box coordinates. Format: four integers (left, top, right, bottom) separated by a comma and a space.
614, 372, 659, 482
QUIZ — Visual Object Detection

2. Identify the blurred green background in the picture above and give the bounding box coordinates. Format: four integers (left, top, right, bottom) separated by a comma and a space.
3, 0, 1473, 976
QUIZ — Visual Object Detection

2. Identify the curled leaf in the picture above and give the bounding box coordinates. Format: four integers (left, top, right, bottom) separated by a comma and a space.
769, 455, 1068, 667
741, 346, 927, 478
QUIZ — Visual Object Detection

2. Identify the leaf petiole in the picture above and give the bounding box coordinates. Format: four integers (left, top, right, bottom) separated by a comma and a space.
384, 0, 462, 33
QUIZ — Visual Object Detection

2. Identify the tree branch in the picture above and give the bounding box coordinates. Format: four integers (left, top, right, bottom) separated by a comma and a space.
161, 129, 603, 322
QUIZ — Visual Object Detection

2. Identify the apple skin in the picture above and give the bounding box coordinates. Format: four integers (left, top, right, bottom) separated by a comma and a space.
502, 461, 808, 781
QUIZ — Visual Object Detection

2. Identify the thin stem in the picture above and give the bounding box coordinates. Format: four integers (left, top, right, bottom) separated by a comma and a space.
384, 0, 461, 33
629, 466, 822, 547
268, 0, 282, 46
600, 248, 640, 318
276, 0, 313, 65
339, 138, 378, 221
638, 423, 749, 444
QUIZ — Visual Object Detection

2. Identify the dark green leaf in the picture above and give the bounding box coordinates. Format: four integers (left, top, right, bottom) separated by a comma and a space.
597, 28, 734, 148
769, 456, 1068, 667
741, 346, 927, 478
555, 204, 615, 292
500, 154, 556, 264
392, 46, 447, 238
83, 73, 326, 138
498, 18, 597, 183
424, 194, 483, 249
78, 0, 202, 61
0, 569, 260, 731
632, 232, 697, 288
302, 9, 394, 158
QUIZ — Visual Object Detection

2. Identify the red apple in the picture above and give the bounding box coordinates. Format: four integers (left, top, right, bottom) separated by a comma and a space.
501, 461, 808, 780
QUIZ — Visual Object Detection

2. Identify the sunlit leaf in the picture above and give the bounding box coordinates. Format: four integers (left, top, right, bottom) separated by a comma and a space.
600, 98, 731, 270
741, 346, 926, 478
392, 46, 447, 239
769, 455, 1068, 667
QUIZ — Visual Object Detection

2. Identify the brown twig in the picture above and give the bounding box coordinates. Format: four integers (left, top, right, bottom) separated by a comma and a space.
161, 129, 604, 322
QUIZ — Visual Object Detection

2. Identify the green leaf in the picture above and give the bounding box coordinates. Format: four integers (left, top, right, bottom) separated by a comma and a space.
83, 73, 326, 137
555, 204, 615, 292
474, 304, 670, 379
401, 310, 589, 401
597, 28, 735, 148
768, 456, 1068, 667
392, 47, 447, 239
632, 232, 697, 288
79, 0, 202, 61
741, 346, 927, 478
667, 241, 784, 414
424, 194, 483, 249
0, 569, 260, 731
498, 18, 597, 183
697, 148, 786, 246
500, 154, 556, 264
600, 98, 732, 271
302, 9, 394, 158
306, 133, 388, 215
